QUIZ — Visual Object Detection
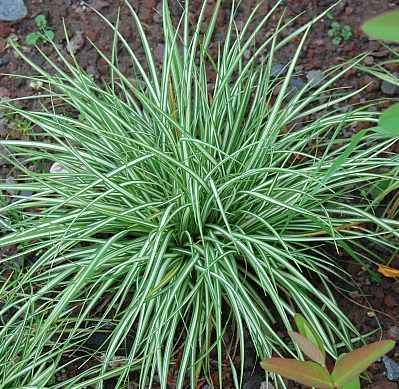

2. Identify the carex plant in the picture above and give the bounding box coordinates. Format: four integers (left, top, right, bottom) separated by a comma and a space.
0, 1, 398, 388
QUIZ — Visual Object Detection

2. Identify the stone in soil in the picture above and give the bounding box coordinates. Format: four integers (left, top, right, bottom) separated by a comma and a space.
306, 70, 324, 88
289, 78, 305, 92
364, 56, 374, 66
19, 190, 32, 198
50, 162, 67, 174
381, 80, 398, 96
0, 0, 27, 21
271, 63, 285, 77
383, 355, 399, 382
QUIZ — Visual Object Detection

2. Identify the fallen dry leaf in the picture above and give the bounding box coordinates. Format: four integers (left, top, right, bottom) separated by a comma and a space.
378, 264, 399, 278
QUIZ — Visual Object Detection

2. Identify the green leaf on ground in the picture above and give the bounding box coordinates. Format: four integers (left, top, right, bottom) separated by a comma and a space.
362, 9, 399, 42
25, 32, 40, 46
35, 14, 47, 29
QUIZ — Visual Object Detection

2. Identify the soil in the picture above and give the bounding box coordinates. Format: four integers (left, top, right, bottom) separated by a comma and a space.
1, 0, 399, 388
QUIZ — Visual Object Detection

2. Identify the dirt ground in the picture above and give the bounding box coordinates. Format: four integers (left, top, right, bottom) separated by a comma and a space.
1, 0, 399, 388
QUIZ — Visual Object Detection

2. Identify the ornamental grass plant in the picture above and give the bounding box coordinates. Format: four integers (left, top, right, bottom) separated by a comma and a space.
0, 1, 398, 388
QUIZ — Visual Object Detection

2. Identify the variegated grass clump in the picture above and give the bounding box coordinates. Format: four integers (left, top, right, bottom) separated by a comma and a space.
0, 1, 398, 388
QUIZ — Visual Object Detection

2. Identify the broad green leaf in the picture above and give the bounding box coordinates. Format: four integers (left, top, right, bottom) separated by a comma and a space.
294, 314, 326, 358
289, 331, 326, 366
261, 358, 333, 388
331, 340, 395, 387
362, 9, 399, 43
35, 14, 47, 29
342, 376, 361, 389
377, 103, 399, 137
25, 32, 40, 46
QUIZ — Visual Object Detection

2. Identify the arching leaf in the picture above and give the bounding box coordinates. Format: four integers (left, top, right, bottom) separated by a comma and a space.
261, 358, 333, 388
331, 340, 395, 387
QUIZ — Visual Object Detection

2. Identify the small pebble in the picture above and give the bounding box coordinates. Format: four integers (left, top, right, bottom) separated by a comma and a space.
0, 0, 27, 21
381, 80, 398, 96
306, 70, 324, 88
289, 78, 305, 92
383, 355, 399, 381
260, 382, 275, 389
50, 162, 68, 174
19, 190, 32, 198
29, 80, 43, 90
271, 63, 285, 77
367, 310, 376, 317
364, 56, 374, 66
